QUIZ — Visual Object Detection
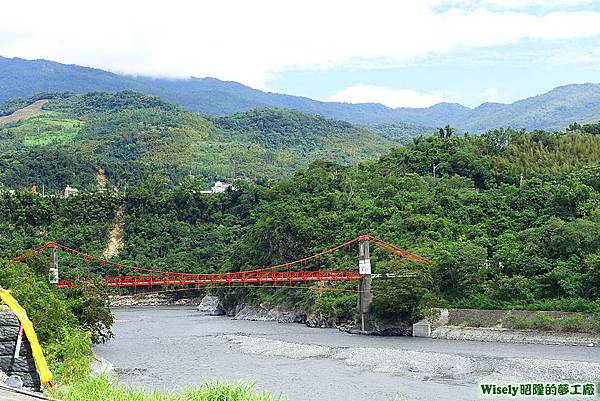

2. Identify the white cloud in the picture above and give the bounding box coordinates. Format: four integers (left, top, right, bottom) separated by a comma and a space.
549, 47, 600, 65
434, 0, 594, 10
1, 1, 600, 88
483, 87, 499, 101
330, 85, 451, 108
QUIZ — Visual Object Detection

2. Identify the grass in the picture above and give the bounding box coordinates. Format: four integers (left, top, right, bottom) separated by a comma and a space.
15, 111, 82, 146
49, 375, 282, 401
505, 311, 600, 333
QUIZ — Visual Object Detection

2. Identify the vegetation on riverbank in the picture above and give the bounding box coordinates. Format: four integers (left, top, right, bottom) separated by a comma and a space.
0, 254, 111, 380
51, 375, 281, 401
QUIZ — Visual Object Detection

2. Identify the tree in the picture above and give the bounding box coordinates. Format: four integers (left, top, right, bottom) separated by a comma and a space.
370, 258, 433, 323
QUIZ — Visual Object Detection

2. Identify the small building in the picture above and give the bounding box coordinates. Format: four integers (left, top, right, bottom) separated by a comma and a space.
212, 181, 232, 193
64, 185, 79, 198
199, 181, 233, 194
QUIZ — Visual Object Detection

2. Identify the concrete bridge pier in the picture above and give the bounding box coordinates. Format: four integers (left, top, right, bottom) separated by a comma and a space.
357, 237, 372, 332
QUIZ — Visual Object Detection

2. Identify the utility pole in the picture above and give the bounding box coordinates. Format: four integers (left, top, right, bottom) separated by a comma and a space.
432, 163, 437, 178
357, 236, 372, 332
49, 246, 59, 284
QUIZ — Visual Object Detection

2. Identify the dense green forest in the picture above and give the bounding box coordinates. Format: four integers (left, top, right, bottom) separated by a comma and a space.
2, 117, 600, 324
0, 92, 396, 190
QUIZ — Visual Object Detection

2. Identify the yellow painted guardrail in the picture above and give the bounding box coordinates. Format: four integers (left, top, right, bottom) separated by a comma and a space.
0, 288, 53, 387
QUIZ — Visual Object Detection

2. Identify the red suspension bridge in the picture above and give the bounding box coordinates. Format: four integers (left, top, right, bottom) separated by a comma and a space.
13, 235, 430, 291
14, 235, 430, 330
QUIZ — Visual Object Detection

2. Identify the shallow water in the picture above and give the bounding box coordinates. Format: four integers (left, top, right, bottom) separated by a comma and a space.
94, 307, 600, 401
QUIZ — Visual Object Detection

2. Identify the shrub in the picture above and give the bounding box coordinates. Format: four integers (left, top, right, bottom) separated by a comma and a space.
45, 327, 92, 383
0, 261, 74, 344
532, 312, 557, 331
314, 290, 355, 320
559, 314, 585, 333
64, 282, 114, 343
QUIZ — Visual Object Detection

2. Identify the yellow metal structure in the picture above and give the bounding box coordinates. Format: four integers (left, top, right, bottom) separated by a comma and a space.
0, 288, 52, 386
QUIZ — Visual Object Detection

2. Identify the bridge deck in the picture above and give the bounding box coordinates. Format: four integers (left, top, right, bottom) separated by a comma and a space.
57, 270, 364, 289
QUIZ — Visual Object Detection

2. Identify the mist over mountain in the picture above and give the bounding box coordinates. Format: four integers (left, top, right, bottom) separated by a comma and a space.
1, 55, 599, 132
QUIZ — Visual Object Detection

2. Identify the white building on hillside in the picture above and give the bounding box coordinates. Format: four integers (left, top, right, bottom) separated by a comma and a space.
64, 185, 79, 198
199, 181, 233, 194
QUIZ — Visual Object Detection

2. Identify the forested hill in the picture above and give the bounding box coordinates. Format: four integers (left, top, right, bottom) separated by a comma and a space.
0, 92, 396, 191
2, 55, 600, 132
3, 125, 600, 323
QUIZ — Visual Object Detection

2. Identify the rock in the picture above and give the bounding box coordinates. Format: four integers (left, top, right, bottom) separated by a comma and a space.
371, 324, 412, 336
305, 312, 341, 328
233, 304, 306, 323
197, 295, 225, 316
233, 305, 272, 321
277, 310, 305, 324
5, 375, 23, 388
225, 304, 245, 317
0, 312, 20, 327
339, 322, 412, 336
0, 369, 8, 384
109, 294, 202, 307
90, 353, 113, 376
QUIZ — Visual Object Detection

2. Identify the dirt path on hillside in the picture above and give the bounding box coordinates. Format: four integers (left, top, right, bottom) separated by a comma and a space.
103, 204, 125, 259
0, 99, 49, 125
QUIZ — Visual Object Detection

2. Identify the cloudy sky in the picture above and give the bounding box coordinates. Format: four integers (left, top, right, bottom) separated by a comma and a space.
1, 0, 600, 108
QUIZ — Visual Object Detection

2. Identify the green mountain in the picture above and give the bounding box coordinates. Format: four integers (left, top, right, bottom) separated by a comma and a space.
2, 55, 600, 133
0, 92, 397, 191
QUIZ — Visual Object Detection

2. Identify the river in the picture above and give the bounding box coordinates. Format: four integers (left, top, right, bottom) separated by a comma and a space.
94, 307, 600, 401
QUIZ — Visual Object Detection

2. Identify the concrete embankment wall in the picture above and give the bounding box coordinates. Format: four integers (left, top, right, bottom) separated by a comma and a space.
414, 308, 600, 346
0, 312, 40, 391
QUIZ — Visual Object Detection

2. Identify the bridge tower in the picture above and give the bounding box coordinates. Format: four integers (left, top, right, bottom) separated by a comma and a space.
49, 245, 59, 284
357, 236, 372, 332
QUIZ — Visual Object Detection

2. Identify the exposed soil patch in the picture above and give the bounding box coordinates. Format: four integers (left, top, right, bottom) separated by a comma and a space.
0, 100, 49, 125
103, 204, 125, 259
96, 167, 107, 189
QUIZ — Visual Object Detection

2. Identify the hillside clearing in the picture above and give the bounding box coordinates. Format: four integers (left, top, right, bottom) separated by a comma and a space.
0, 99, 48, 125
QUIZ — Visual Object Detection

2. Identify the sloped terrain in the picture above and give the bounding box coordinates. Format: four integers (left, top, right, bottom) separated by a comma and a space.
0, 92, 397, 191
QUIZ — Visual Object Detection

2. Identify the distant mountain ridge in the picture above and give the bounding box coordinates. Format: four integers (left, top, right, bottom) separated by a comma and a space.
1, 55, 600, 132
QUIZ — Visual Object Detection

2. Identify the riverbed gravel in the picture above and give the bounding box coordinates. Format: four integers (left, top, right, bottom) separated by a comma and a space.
333, 347, 476, 376
221, 335, 331, 358
222, 334, 600, 383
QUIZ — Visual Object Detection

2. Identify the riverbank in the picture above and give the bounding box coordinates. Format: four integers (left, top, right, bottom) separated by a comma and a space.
415, 308, 600, 346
